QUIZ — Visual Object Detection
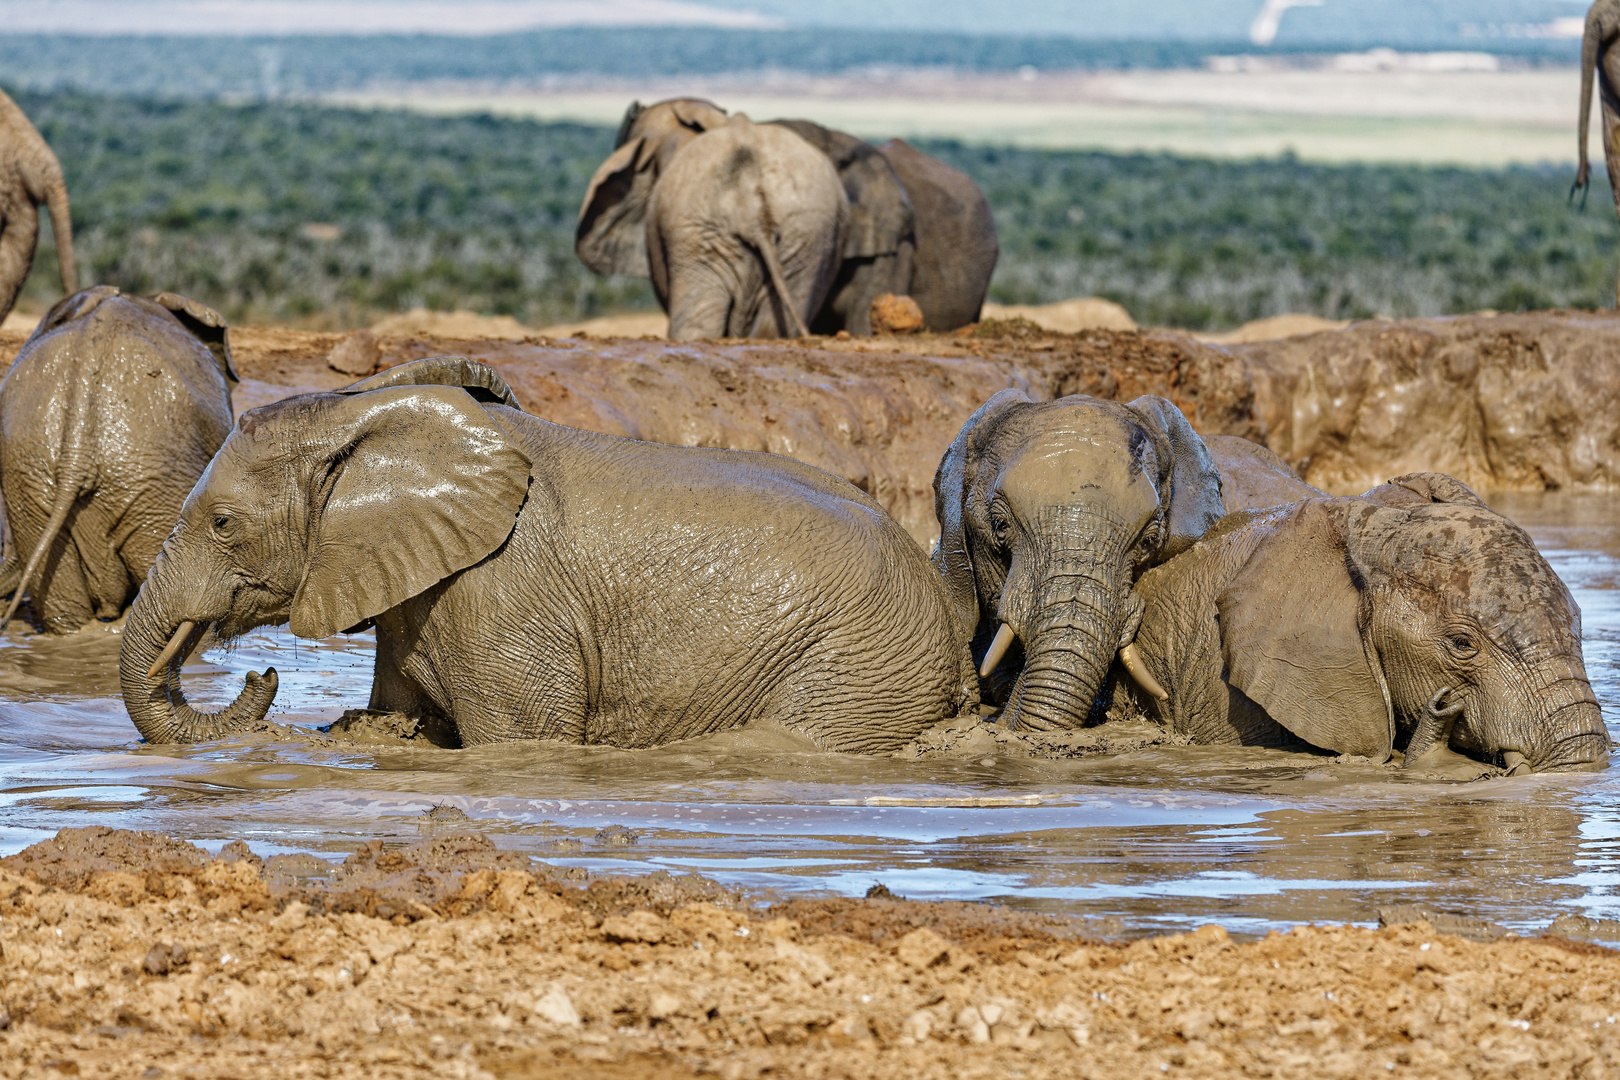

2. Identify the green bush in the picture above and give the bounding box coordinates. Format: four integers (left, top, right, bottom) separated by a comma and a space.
14, 90, 1619, 330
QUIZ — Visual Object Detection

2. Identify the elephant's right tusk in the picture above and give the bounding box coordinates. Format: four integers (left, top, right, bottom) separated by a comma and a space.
980, 623, 1016, 679
146, 620, 198, 680
1120, 643, 1169, 702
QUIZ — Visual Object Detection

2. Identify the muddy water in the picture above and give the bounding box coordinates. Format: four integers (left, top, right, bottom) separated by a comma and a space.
0, 492, 1617, 937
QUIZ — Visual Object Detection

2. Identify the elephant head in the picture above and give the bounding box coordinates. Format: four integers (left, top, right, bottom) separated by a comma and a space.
933, 389, 1225, 730
1213, 474, 1608, 773
575, 97, 730, 277
119, 359, 532, 743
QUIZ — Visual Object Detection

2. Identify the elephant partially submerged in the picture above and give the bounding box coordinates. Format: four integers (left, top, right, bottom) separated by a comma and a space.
119, 358, 970, 750
1119, 474, 1609, 775
577, 98, 997, 336
0, 89, 76, 324
0, 287, 236, 633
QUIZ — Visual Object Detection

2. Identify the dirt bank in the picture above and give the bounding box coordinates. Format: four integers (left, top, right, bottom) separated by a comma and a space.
8, 310, 1617, 546
0, 827, 1616, 1080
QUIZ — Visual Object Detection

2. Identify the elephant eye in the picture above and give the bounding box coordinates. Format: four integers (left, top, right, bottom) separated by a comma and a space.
1447, 634, 1477, 657
212, 513, 234, 537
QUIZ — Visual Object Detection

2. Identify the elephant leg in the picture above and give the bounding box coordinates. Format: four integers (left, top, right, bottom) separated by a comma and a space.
666, 272, 734, 341
1602, 80, 1620, 306
368, 617, 459, 747
32, 529, 94, 633
71, 513, 134, 620
0, 203, 38, 324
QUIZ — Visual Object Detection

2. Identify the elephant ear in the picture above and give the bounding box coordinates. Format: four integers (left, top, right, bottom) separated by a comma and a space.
932, 387, 1031, 641
575, 136, 658, 277
27, 285, 120, 343
290, 385, 533, 640
150, 291, 238, 386
339, 355, 521, 410
1216, 499, 1395, 760
1122, 395, 1225, 563
1364, 472, 1489, 509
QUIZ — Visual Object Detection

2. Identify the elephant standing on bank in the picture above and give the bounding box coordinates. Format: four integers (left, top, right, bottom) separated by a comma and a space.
1577, 0, 1620, 305
577, 98, 998, 336
932, 389, 1227, 731
1120, 474, 1610, 775
0, 89, 76, 324
0, 287, 236, 633
119, 358, 970, 749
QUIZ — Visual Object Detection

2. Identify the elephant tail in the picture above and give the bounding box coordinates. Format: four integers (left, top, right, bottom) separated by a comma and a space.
1, 472, 85, 629
44, 175, 76, 295
751, 209, 810, 338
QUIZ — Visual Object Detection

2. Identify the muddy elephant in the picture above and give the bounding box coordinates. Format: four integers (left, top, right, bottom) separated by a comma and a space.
119, 358, 970, 749
0, 89, 76, 324
577, 98, 997, 335
1577, 0, 1620, 305
578, 103, 848, 339
1121, 473, 1609, 775
1202, 435, 1324, 513
933, 388, 1226, 731
0, 287, 235, 633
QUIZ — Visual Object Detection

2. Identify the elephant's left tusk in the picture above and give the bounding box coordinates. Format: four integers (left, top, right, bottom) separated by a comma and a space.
146, 620, 198, 680
980, 623, 1016, 679
1120, 643, 1169, 702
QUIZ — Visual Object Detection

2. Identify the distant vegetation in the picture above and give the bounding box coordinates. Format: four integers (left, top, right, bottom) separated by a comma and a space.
13, 89, 1617, 330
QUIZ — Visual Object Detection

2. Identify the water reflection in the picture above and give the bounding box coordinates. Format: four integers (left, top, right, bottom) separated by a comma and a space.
0, 490, 1615, 936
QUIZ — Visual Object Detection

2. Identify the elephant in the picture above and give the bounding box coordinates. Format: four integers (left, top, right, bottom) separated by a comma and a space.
1202, 434, 1324, 513
1118, 473, 1610, 775
578, 101, 848, 339
118, 357, 971, 750
1576, 0, 1620, 305
576, 98, 997, 335
0, 88, 77, 324
933, 388, 1227, 732
647, 116, 849, 339
0, 286, 235, 633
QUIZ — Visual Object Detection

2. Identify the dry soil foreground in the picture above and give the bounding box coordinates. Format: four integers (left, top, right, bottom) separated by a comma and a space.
1, 828, 1618, 1080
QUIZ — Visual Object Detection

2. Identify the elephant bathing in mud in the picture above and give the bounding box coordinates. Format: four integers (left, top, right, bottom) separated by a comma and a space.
577, 98, 997, 336
0, 88, 76, 324
1577, 0, 1620, 305
932, 388, 1229, 731
119, 357, 971, 751
1, 287, 236, 633
1119, 473, 1610, 775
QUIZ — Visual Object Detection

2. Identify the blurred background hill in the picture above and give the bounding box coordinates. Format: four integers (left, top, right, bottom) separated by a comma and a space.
2, 0, 1613, 330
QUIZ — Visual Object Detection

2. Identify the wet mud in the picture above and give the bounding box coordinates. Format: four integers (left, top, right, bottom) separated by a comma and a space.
3, 826, 1620, 1080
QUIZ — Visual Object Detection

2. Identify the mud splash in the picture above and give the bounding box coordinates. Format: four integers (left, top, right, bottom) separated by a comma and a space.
0, 492, 1615, 938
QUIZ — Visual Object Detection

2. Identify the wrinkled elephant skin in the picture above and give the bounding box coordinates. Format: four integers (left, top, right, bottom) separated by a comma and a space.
0, 287, 235, 632
1124, 472, 1610, 774
118, 359, 969, 750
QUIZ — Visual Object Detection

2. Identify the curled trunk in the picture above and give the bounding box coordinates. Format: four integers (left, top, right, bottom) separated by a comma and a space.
119, 577, 276, 744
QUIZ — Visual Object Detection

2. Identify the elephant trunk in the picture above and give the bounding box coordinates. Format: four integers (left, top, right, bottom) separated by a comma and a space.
1522, 695, 1610, 774
1000, 571, 1122, 732
119, 563, 277, 744
44, 175, 75, 295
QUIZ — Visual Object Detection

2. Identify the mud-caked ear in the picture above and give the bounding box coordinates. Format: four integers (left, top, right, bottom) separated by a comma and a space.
933, 387, 1031, 641
290, 385, 533, 640
338, 355, 521, 410
1217, 499, 1395, 760
1123, 395, 1224, 562
576, 136, 660, 277
27, 285, 120, 343
1364, 472, 1489, 509
150, 291, 237, 386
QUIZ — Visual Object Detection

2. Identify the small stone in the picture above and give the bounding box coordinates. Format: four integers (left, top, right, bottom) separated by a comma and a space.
865, 883, 897, 900
531, 984, 581, 1027
895, 927, 952, 970
869, 293, 925, 335
328, 328, 381, 376
648, 991, 683, 1020
418, 805, 472, 833
142, 942, 188, 976
601, 910, 667, 944
215, 839, 263, 870
902, 1011, 932, 1041
594, 825, 639, 846
956, 1005, 991, 1043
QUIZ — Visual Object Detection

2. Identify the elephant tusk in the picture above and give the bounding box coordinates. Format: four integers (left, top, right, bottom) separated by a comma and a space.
1119, 643, 1169, 702
979, 623, 1016, 679
1502, 750, 1531, 777
146, 620, 198, 680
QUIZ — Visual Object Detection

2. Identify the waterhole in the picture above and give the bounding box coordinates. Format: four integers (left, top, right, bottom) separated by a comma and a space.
1, 490, 1616, 937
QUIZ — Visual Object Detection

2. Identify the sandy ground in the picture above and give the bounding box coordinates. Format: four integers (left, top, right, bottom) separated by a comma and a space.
329, 66, 1604, 165
1, 826, 1618, 1080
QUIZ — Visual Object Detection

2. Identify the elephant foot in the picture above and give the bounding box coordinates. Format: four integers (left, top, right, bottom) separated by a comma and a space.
1400, 744, 1496, 781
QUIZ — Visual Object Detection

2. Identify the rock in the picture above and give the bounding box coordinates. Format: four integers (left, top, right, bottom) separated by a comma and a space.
215, 839, 263, 871
1545, 914, 1620, 941
530, 984, 581, 1027
594, 825, 639, 846
1377, 905, 1510, 943
895, 927, 953, 969
869, 293, 924, 334
601, 910, 668, 944
142, 942, 188, 976
418, 806, 472, 833
327, 329, 380, 376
